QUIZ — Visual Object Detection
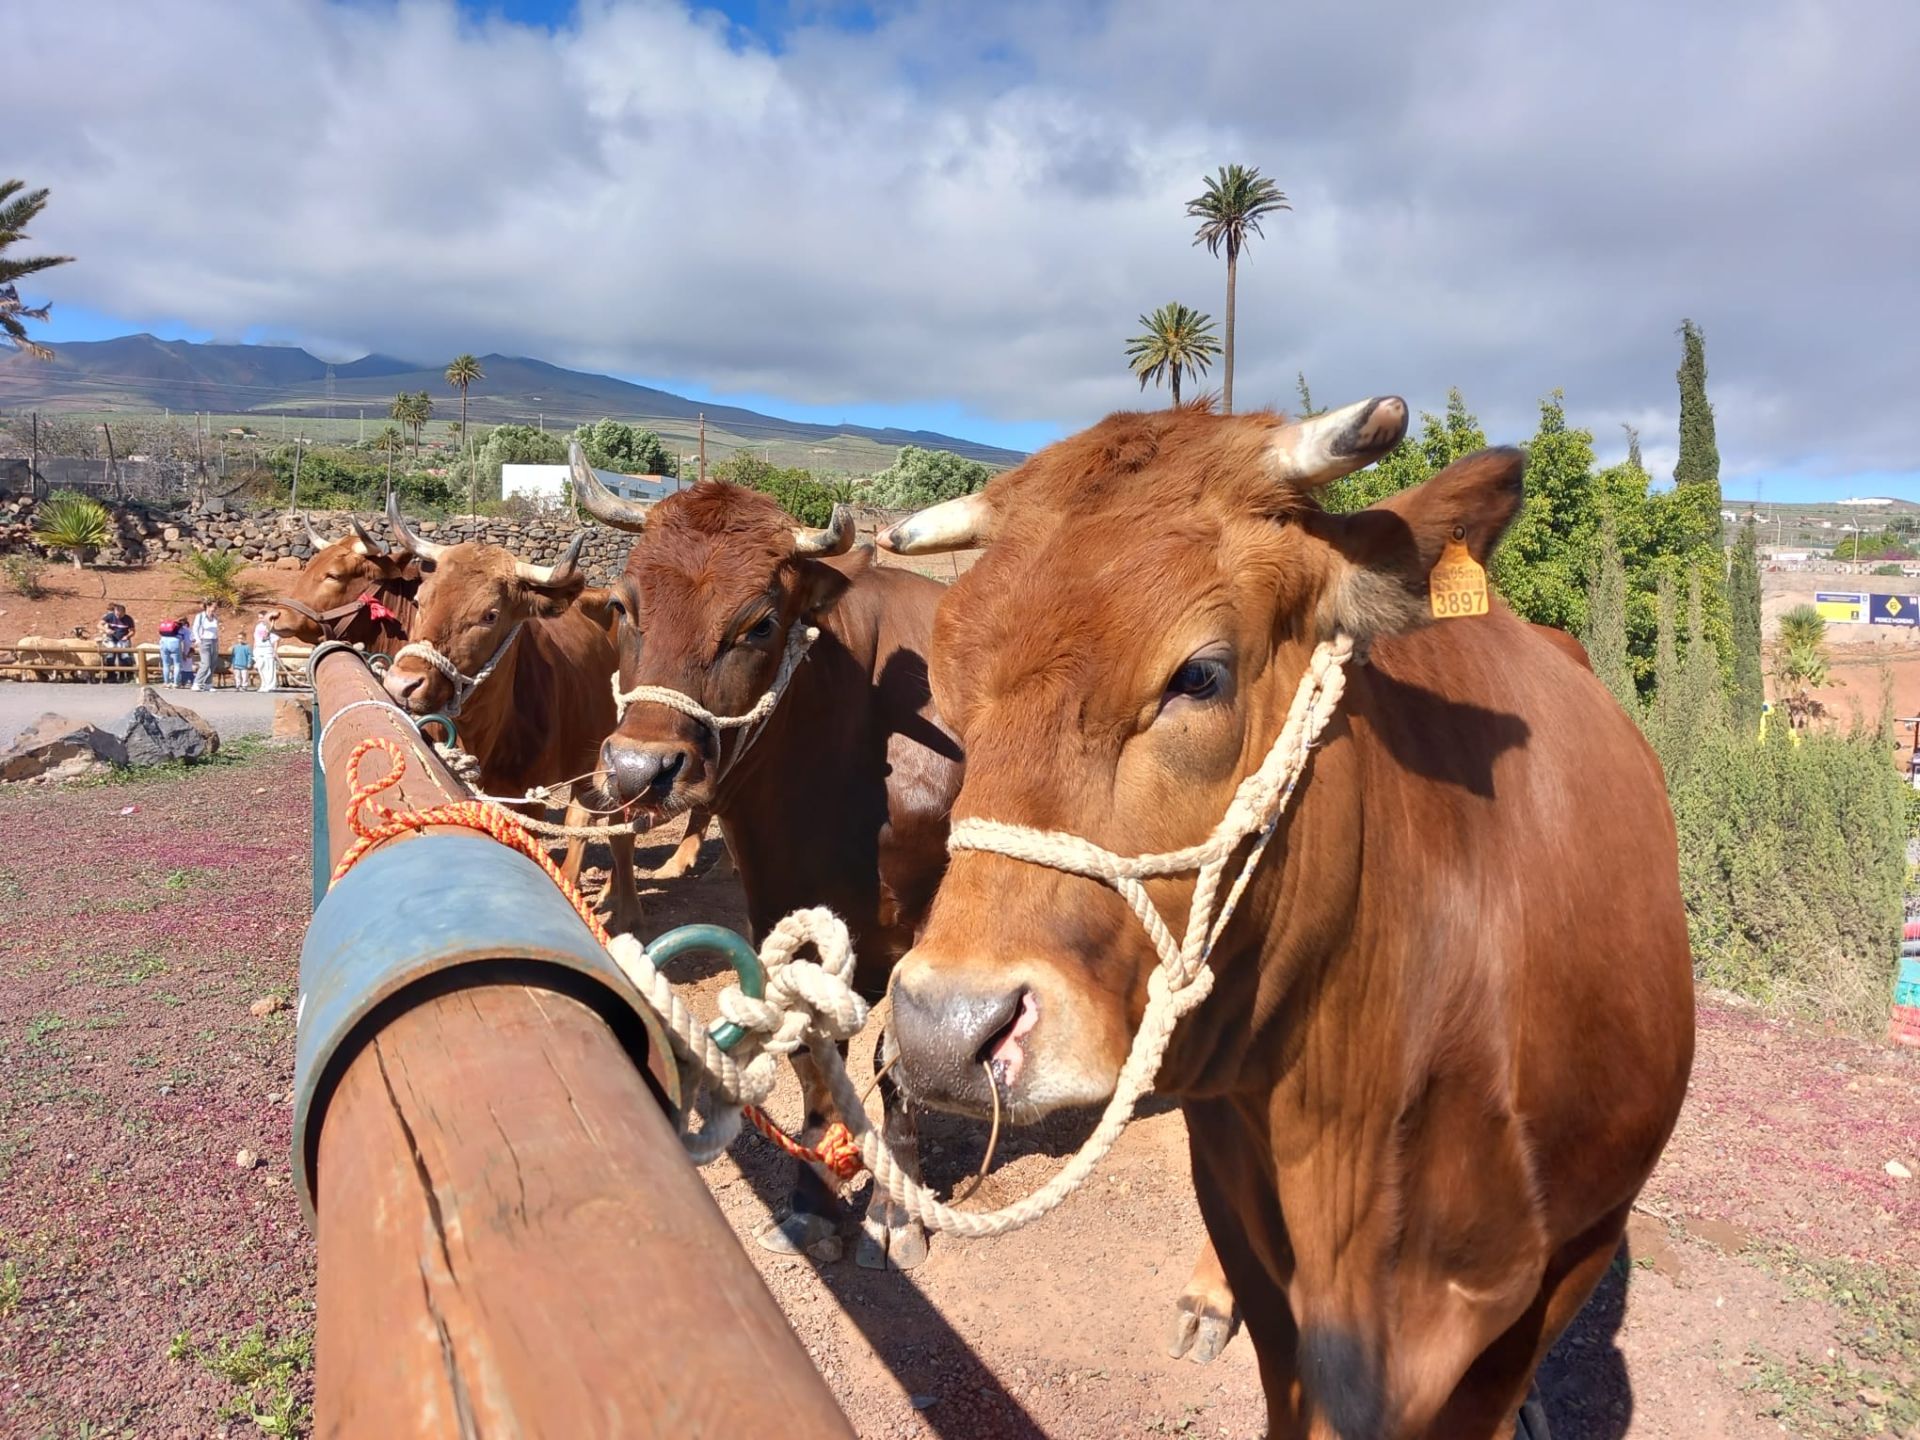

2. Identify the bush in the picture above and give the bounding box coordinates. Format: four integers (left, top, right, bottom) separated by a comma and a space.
2, 553, 47, 598
174, 549, 260, 612
573, 419, 677, 477
478, 423, 566, 498
32, 489, 112, 568
709, 455, 851, 527
864, 445, 993, 508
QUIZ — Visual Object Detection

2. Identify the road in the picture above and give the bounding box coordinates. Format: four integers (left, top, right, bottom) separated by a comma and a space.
0, 680, 293, 749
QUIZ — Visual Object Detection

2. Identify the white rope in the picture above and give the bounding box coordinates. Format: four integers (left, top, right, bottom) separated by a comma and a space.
394, 622, 525, 720
610, 634, 1356, 1237
316, 699, 418, 773
611, 623, 818, 784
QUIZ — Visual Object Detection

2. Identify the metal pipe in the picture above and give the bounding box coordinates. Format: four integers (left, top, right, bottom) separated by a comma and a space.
300, 647, 852, 1437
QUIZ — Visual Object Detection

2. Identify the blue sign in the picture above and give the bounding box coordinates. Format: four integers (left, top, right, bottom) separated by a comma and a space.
1871, 593, 1920, 626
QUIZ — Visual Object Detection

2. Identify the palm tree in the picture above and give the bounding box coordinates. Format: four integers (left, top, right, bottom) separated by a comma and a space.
1185, 164, 1289, 413
1125, 302, 1220, 407
0, 181, 75, 359
1772, 604, 1829, 730
445, 354, 483, 515
390, 391, 432, 463
374, 424, 405, 504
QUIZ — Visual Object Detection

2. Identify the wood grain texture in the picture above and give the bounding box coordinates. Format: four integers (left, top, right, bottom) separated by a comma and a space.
316, 981, 853, 1438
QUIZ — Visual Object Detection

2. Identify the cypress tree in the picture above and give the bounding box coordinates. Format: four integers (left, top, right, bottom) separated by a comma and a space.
1622, 422, 1644, 473
1585, 512, 1637, 713
1727, 520, 1765, 736
1674, 319, 1723, 543
1648, 573, 1680, 756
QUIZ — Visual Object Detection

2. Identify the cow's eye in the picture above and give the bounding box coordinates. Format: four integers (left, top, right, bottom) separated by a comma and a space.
480, 608, 499, 626
745, 614, 777, 643
1165, 655, 1228, 703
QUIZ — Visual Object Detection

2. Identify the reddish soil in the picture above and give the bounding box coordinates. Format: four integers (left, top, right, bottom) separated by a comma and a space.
1, 749, 1916, 1439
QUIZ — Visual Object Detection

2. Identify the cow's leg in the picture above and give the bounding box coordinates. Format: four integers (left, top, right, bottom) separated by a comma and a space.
555, 799, 589, 888
755, 1049, 845, 1262
856, 1054, 926, 1270
599, 829, 641, 936
651, 806, 710, 880
1167, 1236, 1240, 1364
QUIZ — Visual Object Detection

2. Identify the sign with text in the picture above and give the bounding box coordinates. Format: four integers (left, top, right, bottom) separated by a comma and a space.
1871, 593, 1920, 626
1814, 591, 1867, 623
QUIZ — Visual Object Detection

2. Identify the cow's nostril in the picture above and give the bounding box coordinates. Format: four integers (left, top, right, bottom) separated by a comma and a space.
891, 975, 1024, 1110
654, 750, 685, 791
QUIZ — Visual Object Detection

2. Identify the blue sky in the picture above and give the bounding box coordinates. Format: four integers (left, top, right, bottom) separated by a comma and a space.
12, 0, 1920, 498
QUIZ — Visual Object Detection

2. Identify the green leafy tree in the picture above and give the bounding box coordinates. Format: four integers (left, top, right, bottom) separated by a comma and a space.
1672, 318, 1722, 545
1485, 391, 1596, 635
32, 489, 111, 568
1185, 164, 1289, 413
573, 418, 676, 477
0, 180, 73, 358
479, 423, 566, 496
1621, 423, 1644, 473
1294, 373, 1324, 417
710, 454, 849, 526
1727, 520, 1765, 735
1124, 302, 1220, 406
864, 445, 994, 509
1584, 513, 1636, 713
445, 354, 484, 514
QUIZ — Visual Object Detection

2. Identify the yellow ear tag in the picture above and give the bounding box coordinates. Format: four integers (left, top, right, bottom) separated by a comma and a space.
1429, 529, 1489, 619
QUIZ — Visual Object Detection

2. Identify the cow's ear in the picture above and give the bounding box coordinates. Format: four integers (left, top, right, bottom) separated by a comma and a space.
794, 557, 852, 622
519, 570, 588, 618
1305, 446, 1526, 641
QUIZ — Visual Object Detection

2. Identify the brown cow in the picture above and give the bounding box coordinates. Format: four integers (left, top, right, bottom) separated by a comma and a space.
572, 448, 962, 1269
265, 515, 420, 652
380, 500, 644, 934
878, 399, 1694, 1437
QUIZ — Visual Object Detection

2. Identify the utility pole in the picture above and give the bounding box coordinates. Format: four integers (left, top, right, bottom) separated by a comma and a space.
291, 434, 304, 514
29, 411, 38, 499
698, 413, 706, 483
359, 408, 365, 445
102, 423, 121, 500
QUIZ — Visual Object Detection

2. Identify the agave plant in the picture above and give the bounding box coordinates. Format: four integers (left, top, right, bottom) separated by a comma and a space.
32, 489, 111, 568
174, 548, 260, 612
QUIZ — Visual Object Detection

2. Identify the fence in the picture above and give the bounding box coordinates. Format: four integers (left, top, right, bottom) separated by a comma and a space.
300, 646, 852, 1435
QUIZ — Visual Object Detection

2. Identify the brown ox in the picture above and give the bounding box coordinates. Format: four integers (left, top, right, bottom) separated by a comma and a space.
572, 447, 962, 1269
879, 400, 1694, 1437
264, 515, 420, 652
379, 500, 644, 933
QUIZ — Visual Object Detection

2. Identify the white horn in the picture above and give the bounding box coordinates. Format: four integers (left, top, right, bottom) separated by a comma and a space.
1267, 396, 1409, 487
570, 443, 649, 533
515, 530, 587, 588
346, 516, 378, 556
303, 512, 334, 551
792, 504, 854, 557
876, 491, 994, 555
386, 492, 447, 561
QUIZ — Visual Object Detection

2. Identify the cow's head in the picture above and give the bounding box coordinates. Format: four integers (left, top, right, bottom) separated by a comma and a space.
267, 515, 412, 643
877, 399, 1526, 1121
380, 496, 587, 715
571, 444, 854, 816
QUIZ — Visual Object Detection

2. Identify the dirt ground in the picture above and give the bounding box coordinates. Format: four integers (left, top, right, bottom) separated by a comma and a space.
0, 748, 1916, 1439
0, 563, 291, 647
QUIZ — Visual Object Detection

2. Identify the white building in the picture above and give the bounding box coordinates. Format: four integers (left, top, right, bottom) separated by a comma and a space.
500, 463, 677, 508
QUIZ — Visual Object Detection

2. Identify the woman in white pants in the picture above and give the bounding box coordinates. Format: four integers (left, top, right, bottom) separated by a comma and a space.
253, 613, 280, 692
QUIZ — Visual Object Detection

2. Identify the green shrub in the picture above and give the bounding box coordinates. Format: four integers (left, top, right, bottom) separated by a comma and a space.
2, 552, 47, 598
174, 549, 260, 612
32, 489, 112, 567
863, 445, 993, 508
710, 455, 850, 527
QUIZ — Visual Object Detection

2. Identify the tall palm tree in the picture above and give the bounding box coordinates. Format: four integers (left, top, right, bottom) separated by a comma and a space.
1185, 164, 1289, 413
374, 424, 405, 504
1125, 302, 1220, 407
445, 354, 483, 514
390, 391, 432, 463
0, 181, 74, 359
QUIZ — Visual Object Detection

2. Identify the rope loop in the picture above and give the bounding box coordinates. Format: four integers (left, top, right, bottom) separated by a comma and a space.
611, 624, 819, 785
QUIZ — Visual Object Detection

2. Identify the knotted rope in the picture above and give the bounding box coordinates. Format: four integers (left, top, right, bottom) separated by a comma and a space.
393, 622, 525, 720
607, 634, 1356, 1235
611, 623, 818, 785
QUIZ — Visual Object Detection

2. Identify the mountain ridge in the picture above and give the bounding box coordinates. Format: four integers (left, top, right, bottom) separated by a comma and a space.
0, 334, 1028, 467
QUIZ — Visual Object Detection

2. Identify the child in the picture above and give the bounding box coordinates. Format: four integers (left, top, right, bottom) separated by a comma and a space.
229, 633, 253, 690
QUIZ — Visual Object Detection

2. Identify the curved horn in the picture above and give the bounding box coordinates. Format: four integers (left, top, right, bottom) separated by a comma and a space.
791, 504, 854, 557
875, 491, 994, 555
570, 443, 649, 534
386, 491, 447, 561
346, 516, 379, 556
1267, 396, 1409, 488
302, 512, 334, 552
515, 530, 588, 588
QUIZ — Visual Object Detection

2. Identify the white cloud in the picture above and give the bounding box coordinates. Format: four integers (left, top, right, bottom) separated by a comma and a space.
9, 0, 1917, 481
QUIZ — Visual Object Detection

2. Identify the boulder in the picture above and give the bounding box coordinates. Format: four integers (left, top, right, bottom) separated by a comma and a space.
272, 696, 314, 741
0, 712, 118, 782
106, 687, 221, 767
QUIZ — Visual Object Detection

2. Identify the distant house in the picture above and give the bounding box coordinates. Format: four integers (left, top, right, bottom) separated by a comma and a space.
501, 463, 676, 507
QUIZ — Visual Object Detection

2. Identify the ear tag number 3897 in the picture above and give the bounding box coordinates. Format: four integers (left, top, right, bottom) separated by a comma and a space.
1429, 528, 1489, 620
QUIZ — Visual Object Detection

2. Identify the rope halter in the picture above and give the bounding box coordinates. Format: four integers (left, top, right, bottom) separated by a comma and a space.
392, 622, 525, 719
609, 622, 819, 785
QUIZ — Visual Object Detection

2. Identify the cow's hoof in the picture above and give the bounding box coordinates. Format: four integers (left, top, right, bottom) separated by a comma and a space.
856, 1199, 928, 1271
1165, 1295, 1237, 1365
757, 1211, 841, 1262
1515, 1390, 1552, 1440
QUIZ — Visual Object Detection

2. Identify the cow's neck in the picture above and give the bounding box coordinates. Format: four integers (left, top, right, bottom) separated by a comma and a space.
451, 625, 531, 783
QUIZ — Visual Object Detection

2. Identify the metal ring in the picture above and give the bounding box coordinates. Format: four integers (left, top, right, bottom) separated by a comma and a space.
418, 712, 458, 746
367, 651, 392, 676
645, 924, 764, 1052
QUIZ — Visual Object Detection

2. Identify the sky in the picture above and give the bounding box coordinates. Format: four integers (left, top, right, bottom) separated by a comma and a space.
7, 0, 1917, 500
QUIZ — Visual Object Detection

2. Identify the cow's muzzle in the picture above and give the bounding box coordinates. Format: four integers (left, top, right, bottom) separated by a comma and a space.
889, 971, 1035, 1118
601, 736, 692, 809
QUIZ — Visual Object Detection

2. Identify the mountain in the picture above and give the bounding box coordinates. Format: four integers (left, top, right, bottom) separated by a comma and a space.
0, 334, 1028, 468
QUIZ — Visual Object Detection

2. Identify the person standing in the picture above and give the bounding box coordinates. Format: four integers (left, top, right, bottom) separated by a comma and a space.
156, 615, 185, 688
253, 611, 280, 693
100, 603, 136, 682
189, 598, 220, 693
